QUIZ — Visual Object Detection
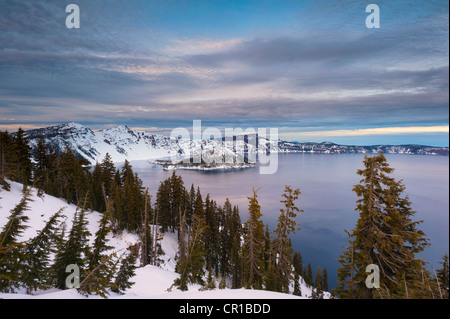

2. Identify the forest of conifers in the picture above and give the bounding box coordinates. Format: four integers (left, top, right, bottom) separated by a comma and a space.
0, 129, 448, 299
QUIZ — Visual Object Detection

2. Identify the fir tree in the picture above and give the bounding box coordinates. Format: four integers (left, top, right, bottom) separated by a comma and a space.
243, 188, 265, 289
305, 263, 313, 286
322, 267, 329, 292
11, 128, 33, 186
0, 131, 13, 188
336, 152, 430, 299
271, 185, 302, 293
174, 213, 208, 290
22, 209, 64, 294
315, 266, 323, 291
293, 273, 302, 296
0, 188, 31, 292
56, 146, 89, 205
112, 248, 138, 295
436, 253, 449, 299
78, 251, 119, 298
293, 251, 303, 277
156, 172, 186, 233
117, 160, 145, 232
33, 139, 58, 196
230, 205, 243, 289
52, 205, 91, 290
204, 193, 220, 275
87, 211, 113, 271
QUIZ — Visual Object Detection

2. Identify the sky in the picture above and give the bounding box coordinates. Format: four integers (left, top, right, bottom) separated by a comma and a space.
0, 0, 448, 146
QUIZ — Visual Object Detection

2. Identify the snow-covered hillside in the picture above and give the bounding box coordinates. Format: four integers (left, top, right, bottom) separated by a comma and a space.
0, 181, 325, 299
24, 122, 278, 166
23, 123, 448, 168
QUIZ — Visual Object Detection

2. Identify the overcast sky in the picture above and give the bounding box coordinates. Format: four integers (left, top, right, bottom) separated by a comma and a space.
0, 0, 448, 145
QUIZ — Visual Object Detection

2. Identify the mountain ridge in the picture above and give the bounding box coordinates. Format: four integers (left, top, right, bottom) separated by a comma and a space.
23, 122, 449, 165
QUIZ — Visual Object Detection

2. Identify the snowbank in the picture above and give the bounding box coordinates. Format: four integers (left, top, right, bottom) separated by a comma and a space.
0, 181, 326, 299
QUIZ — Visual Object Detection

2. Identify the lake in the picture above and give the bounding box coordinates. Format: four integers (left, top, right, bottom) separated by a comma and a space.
127, 153, 449, 289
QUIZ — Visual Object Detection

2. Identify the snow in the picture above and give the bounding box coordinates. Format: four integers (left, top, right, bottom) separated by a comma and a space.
0, 181, 327, 299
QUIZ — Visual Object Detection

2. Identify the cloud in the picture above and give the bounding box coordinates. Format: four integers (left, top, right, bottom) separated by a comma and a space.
287, 126, 450, 137
0, 0, 448, 146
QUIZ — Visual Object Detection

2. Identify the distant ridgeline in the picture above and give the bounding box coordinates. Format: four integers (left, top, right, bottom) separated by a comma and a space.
20, 122, 449, 165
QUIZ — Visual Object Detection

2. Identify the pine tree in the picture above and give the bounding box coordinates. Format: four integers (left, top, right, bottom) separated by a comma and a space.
56, 146, 89, 205
174, 213, 208, 290
178, 208, 188, 268
99, 153, 116, 193
322, 267, 329, 292
0, 188, 31, 292
315, 266, 323, 291
156, 172, 186, 233
78, 251, 119, 298
336, 152, 430, 299
201, 266, 216, 291
52, 205, 91, 290
204, 193, 220, 275
11, 128, 33, 186
293, 272, 302, 296
118, 160, 145, 232
87, 212, 113, 271
243, 188, 265, 289
112, 248, 138, 295
0, 131, 13, 188
230, 205, 242, 289
271, 185, 302, 293
305, 263, 313, 286
22, 209, 64, 294
436, 253, 449, 299
293, 251, 303, 278
32, 138, 58, 196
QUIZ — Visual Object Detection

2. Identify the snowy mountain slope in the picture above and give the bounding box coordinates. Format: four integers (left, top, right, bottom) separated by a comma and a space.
0, 181, 323, 299
24, 123, 448, 167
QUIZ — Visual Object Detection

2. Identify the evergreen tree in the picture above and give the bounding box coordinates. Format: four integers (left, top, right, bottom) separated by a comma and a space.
230, 205, 243, 289
0, 188, 31, 292
87, 212, 113, 271
305, 263, 313, 286
336, 152, 430, 299
243, 188, 265, 289
322, 267, 329, 292
56, 146, 89, 205
315, 266, 323, 291
201, 266, 216, 291
0, 131, 13, 188
219, 198, 233, 278
187, 184, 197, 226
271, 185, 302, 293
78, 251, 119, 298
112, 249, 138, 295
99, 153, 116, 193
11, 128, 33, 186
204, 193, 220, 275
118, 160, 145, 232
177, 208, 188, 269
22, 209, 64, 294
436, 254, 449, 299
293, 273, 302, 296
156, 172, 186, 233
32, 138, 58, 196
110, 172, 124, 231
52, 206, 91, 290
174, 213, 208, 290
293, 251, 303, 278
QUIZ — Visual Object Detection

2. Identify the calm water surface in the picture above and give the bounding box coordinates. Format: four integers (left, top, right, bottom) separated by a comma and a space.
127, 153, 449, 289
